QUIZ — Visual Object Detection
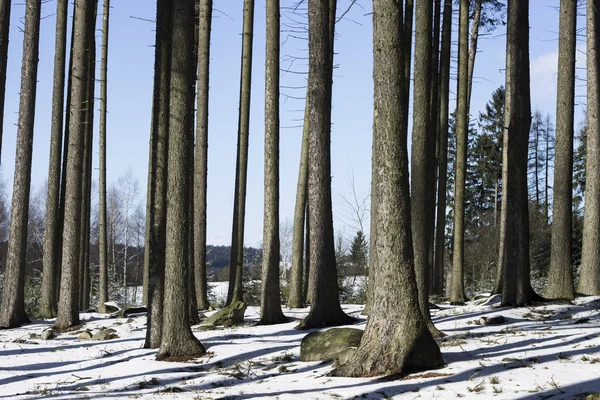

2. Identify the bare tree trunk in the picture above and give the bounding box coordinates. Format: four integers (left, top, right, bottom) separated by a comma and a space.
98, 0, 110, 313
40, 0, 68, 319
187, 3, 200, 326
79, 22, 96, 310
499, 0, 536, 306
0, 0, 41, 328
156, 0, 205, 360
332, 0, 443, 375
298, 0, 352, 330
411, 0, 442, 337
466, 0, 482, 108
0, 0, 11, 163
400, 0, 414, 143
227, 0, 255, 306
260, 0, 286, 325
433, 0, 452, 297
193, 0, 212, 311
302, 203, 310, 304
144, 0, 171, 349
450, 0, 469, 304
57, 13, 77, 307
288, 97, 309, 308
578, 0, 600, 296
546, 0, 575, 301
428, 0, 441, 294
55, 0, 93, 331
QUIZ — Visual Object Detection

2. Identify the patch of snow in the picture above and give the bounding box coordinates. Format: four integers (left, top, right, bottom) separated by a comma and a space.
1, 298, 600, 398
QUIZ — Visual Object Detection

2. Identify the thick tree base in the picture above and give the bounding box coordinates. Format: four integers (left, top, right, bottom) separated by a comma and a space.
296, 310, 357, 330
427, 321, 445, 338
155, 336, 206, 361
0, 311, 30, 329
259, 314, 290, 325
331, 328, 445, 377
287, 300, 305, 309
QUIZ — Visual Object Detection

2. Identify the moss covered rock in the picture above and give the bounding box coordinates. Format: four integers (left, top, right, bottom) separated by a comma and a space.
202, 301, 246, 327
300, 328, 363, 362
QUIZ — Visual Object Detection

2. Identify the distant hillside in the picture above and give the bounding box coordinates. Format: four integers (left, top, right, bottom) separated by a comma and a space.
206, 245, 262, 269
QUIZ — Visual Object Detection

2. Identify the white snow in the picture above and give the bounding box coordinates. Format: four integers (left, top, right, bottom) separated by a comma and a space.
1, 295, 600, 399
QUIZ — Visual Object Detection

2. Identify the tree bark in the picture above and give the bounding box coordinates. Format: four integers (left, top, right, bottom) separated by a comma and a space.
578, 0, 600, 295
79, 20, 96, 311
144, 0, 171, 349
433, 0, 452, 297
410, 0, 442, 337
260, 0, 286, 325
0, 0, 11, 163
499, 0, 535, 306
40, 0, 68, 319
288, 97, 309, 309
193, 0, 212, 311
98, 0, 110, 313
297, 0, 353, 330
546, 0, 576, 299
156, 0, 205, 360
226, 0, 255, 306
332, 0, 443, 375
0, 0, 41, 328
450, 0, 469, 304
467, 0, 482, 109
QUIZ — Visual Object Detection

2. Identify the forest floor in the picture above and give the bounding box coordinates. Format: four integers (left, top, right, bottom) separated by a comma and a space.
1, 290, 600, 399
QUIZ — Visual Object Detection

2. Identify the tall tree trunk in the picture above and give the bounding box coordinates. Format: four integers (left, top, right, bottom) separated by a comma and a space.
302, 203, 310, 304
546, 0, 576, 299
226, 0, 255, 306
428, 0, 441, 293
0, 0, 41, 328
288, 97, 309, 309
79, 23, 96, 310
400, 0, 414, 142
578, 0, 600, 295
450, 0, 469, 304
433, 0, 452, 297
410, 0, 442, 337
40, 0, 68, 319
193, 0, 212, 311
156, 0, 205, 360
57, 13, 77, 307
364, 0, 405, 317
298, 0, 352, 330
467, 0, 482, 108
545, 115, 551, 221
260, 0, 286, 325
332, 0, 443, 375
144, 0, 171, 349
534, 117, 540, 207
79, 12, 96, 310
499, 0, 535, 306
187, 3, 200, 326
98, 0, 110, 313
55, 0, 94, 330
0, 0, 11, 163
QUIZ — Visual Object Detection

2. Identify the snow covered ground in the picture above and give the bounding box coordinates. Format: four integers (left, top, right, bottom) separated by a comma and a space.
1, 295, 600, 399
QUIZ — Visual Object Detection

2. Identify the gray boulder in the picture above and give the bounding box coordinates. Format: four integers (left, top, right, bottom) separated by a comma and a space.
300, 328, 363, 362
477, 315, 505, 326
77, 330, 93, 340
202, 302, 246, 327
92, 328, 119, 341
587, 395, 600, 400
41, 329, 56, 340
119, 306, 148, 318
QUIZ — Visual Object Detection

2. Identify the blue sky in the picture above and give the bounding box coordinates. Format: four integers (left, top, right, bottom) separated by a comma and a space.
0, 0, 586, 248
